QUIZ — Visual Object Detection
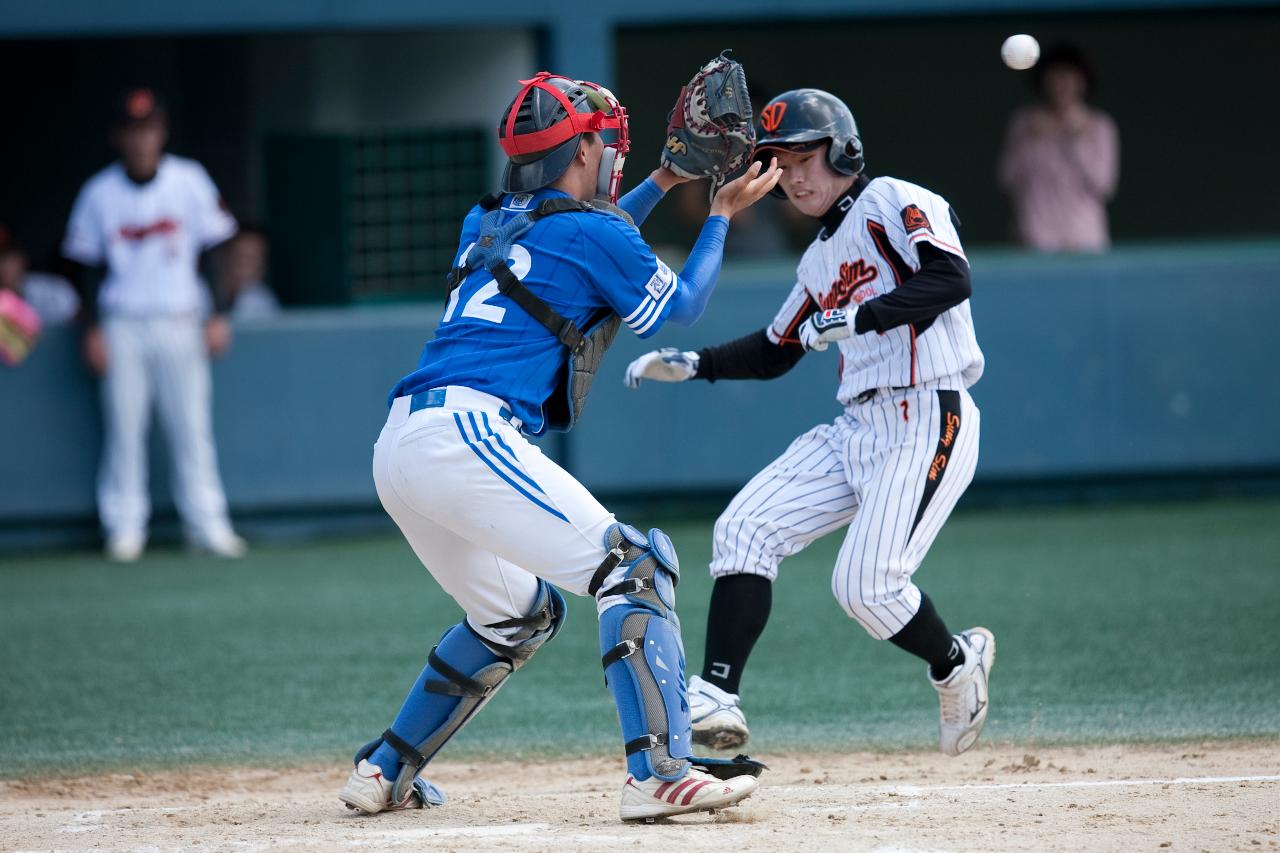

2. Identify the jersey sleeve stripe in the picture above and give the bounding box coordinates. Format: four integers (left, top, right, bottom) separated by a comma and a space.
626, 296, 660, 331
867, 220, 913, 286
771, 293, 819, 345
908, 231, 966, 259
622, 296, 654, 325
633, 277, 678, 336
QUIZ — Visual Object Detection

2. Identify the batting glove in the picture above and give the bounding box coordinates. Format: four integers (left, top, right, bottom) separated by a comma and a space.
624, 348, 700, 388
798, 308, 852, 352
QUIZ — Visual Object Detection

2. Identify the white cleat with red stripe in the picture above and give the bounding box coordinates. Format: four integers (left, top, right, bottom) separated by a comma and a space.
619, 766, 758, 821
338, 759, 446, 814
339, 759, 396, 814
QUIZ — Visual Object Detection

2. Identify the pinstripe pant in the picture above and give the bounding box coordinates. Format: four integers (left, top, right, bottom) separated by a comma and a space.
98, 315, 234, 542
710, 385, 980, 640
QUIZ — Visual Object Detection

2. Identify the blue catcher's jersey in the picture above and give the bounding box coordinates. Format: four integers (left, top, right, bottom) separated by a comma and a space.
391, 188, 679, 435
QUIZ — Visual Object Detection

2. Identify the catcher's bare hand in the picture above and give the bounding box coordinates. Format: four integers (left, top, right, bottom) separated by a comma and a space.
710, 158, 783, 220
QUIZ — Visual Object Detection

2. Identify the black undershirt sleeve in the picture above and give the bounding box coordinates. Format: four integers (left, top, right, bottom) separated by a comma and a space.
62, 259, 105, 327
693, 328, 806, 382
199, 247, 230, 316
854, 242, 971, 335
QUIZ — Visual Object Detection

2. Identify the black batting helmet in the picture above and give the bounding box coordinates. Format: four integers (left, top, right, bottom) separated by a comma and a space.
755, 89, 863, 196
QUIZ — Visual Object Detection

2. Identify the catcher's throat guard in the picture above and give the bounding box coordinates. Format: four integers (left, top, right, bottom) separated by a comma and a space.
355, 579, 567, 804
446, 194, 635, 434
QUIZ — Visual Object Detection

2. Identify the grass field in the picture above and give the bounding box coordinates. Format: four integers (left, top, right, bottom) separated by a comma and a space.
2, 499, 1278, 778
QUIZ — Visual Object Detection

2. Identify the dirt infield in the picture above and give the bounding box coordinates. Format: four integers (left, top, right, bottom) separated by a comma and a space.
2, 742, 1277, 852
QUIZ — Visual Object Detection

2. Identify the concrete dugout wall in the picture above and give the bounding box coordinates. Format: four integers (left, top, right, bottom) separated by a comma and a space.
2, 243, 1277, 538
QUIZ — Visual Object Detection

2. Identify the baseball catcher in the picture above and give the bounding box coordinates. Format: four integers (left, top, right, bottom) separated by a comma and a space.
337, 67, 781, 823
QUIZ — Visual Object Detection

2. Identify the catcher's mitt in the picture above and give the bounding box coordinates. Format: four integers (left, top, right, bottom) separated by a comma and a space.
660, 50, 755, 197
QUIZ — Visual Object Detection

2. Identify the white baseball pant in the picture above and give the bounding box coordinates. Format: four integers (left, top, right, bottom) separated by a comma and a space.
98, 314, 235, 543
710, 384, 981, 639
373, 387, 619, 647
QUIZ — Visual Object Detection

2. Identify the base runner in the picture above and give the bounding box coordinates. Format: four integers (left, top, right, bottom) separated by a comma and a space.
625, 88, 994, 757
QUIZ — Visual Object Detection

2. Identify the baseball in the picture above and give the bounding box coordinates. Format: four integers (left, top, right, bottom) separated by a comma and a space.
1001, 34, 1040, 70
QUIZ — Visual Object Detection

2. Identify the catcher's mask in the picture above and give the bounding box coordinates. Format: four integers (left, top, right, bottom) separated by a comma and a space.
498, 72, 630, 203
754, 88, 863, 198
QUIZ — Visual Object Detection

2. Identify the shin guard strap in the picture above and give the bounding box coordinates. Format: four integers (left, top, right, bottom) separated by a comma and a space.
425, 648, 495, 698
625, 733, 668, 756
381, 728, 426, 771
588, 544, 628, 596
600, 577, 653, 599
601, 637, 642, 670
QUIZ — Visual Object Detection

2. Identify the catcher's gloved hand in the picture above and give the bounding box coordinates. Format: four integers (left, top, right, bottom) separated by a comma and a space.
660, 50, 756, 196
798, 308, 853, 352
624, 348, 700, 388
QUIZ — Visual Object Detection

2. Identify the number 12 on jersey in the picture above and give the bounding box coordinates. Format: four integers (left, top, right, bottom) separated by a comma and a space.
442, 243, 532, 325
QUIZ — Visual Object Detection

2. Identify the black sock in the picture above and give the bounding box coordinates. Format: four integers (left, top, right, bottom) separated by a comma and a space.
700, 574, 772, 695
888, 592, 964, 680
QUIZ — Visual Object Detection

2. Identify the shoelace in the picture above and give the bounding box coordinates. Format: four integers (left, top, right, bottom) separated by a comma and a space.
938, 685, 966, 725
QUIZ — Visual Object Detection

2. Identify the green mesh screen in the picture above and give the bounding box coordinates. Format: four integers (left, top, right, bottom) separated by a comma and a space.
347, 128, 489, 301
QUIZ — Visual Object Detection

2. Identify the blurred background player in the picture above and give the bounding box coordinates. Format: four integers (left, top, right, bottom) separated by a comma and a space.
212, 226, 280, 320
625, 88, 993, 757
62, 88, 246, 562
0, 224, 80, 327
337, 71, 781, 822
998, 43, 1119, 252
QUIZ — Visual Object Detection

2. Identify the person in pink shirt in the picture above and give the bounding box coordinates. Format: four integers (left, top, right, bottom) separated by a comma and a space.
999, 44, 1119, 252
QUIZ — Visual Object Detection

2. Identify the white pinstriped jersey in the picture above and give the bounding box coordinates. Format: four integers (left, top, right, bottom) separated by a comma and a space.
766, 177, 984, 405
63, 155, 237, 318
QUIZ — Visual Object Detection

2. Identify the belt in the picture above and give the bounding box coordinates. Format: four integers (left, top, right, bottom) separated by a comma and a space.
854, 385, 912, 404
409, 386, 518, 426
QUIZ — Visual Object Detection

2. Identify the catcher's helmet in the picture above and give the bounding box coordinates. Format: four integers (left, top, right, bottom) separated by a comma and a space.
497, 73, 630, 202
755, 89, 863, 196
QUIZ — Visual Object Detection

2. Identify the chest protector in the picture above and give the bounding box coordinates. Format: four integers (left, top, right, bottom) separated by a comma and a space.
446, 194, 634, 434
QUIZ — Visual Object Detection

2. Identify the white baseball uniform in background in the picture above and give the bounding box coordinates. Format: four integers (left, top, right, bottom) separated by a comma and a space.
63, 154, 239, 548
713, 176, 983, 638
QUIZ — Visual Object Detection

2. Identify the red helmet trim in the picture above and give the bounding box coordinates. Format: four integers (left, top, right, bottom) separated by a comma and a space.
499, 72, 627, 157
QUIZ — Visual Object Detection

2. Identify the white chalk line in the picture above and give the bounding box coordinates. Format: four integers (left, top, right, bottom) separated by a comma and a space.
348, 822, 638, 846
888, 773, 1280, 795
55, 807, 188, 834
777, 772, 1280, 811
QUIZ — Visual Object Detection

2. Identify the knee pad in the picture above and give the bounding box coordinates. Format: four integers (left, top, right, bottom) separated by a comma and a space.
593, 522, 692, 781
358, 579, 566, 802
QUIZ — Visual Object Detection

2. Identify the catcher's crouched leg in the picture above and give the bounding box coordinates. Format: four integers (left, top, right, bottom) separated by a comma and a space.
344, 579, 566, 811
592, 523, 767, 785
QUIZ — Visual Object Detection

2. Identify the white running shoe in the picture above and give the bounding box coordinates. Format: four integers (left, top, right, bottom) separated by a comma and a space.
189, 530, 248, 559
105, 533, 145, 563
619, 765, 758, 821
339, 759, 396, 814
931, 627, 996, 756
688, 675, 750, 750
339, 759, 447, 814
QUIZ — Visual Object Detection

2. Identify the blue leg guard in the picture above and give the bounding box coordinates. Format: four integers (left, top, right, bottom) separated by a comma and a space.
593, 522, 693, 782
357, 579, 566, 803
